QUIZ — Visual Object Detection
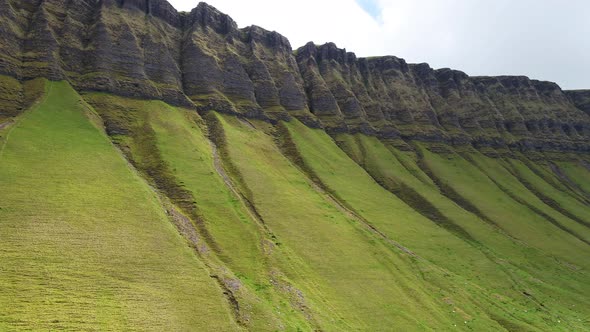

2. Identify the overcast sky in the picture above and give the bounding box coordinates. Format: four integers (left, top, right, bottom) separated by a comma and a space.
168, 0, 590, 90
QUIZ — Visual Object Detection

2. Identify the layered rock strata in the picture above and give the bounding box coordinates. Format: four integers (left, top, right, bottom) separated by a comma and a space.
0, 0, 588, 152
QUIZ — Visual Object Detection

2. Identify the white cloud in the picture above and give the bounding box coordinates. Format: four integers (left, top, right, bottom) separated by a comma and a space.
169, 0, 383, 55
168, 0, 590, 89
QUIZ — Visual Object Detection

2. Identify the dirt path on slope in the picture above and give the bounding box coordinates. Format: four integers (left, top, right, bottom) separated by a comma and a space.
0, 120, 13, 131
210, 142, 235, 193
166, 204, 244, 326
209, 140, 325, 329
237, 117, 256, 129
112, 140, 246, 329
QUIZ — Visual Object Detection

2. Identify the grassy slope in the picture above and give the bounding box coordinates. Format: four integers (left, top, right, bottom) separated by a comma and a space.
421, 149, 590, 269
148, 104, 298, 331
555, 161, 590, 195
360, 136, 578, 276
285, 122, 508, 285
86, 95, 312, 331
507, 158, 590, 227
466, 153, 590, 244
335, 134, 574, 286
1, 79, 589, 331
0, 75, 22, 121
0, 81, 237, 331
284, 120, 589, 331
418, 148, 590, 325
215, 113, 474, 331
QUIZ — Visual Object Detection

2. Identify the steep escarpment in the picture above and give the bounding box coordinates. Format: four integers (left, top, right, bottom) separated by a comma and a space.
567, 90, 590, 116
2, 2, 590, 330
182, 3, 311, 122
0, 0, 312, 121
0, 0, 188, 104
1, 0, 588, 153
295, 42, 590, 152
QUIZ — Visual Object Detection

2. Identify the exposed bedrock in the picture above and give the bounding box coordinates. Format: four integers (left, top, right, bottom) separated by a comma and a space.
0, 0, 588, 152
295, 42, 590, 152
567, 90, 590, 116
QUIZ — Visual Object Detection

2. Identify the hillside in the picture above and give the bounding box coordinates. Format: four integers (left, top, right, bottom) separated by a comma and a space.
0, 0, 589, 331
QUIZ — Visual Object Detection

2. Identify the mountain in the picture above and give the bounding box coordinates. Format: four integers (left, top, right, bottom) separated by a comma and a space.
0, 1, 589, 331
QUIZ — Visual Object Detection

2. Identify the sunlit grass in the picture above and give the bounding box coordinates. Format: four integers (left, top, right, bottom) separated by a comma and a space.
0, 81, 236, 331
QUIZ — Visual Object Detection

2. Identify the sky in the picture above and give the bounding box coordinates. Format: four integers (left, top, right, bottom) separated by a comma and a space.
168, 0, 590, 90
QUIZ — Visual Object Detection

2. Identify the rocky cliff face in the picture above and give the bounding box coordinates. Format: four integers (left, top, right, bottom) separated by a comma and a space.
0, 0, 589, 152
567, 90, 590, 116
181, 3, 310, 122
295, 42, 590, 152
0, 0, 189, 104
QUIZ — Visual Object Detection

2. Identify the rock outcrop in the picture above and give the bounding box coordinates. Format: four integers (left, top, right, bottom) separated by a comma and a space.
0, 0, 588, 152
182, 3, 308, 121
567, 90, 590, 116
295, 42, 590, 152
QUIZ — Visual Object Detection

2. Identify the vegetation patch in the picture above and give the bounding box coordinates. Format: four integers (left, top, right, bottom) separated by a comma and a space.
84, 94, 222, 253
0, 81, 237, 330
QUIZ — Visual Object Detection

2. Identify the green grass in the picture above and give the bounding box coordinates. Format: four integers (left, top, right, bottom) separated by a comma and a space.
464, 153, 590, 244
0, 81, 237, 331
416, 148, 590, 324
506, 158, 590, 227
2, 79, 590, 331
0, 75, 22, 120
85, 94, 316, 331
148, 105, 301, 331
215, 114, 473, 330
555, 161, 590, 195
218, 115, 586, 331
420, 149, 590, 267
283, 121, 590, 331
285, 121, 503, 281
445, 152, 586, 253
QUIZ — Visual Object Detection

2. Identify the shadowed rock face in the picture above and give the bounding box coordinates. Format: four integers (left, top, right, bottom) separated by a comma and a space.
567, 90, 590, 116
181, 4, 309, 121
0, 0, 588, 152
295, 42, 590, 151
